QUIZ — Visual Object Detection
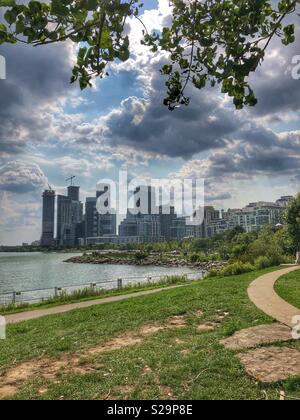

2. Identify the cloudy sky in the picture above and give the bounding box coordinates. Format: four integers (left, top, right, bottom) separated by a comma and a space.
0, 0, 300, 245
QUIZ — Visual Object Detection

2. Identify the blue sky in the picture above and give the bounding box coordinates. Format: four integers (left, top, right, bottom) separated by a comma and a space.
0, 0, 300, 245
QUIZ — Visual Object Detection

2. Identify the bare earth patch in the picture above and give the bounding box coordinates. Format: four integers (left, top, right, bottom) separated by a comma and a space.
159, 385, 174, 399
238, 347, 300, 383
220, 323, 293, 350
194, 310, 204, 317
0, 316, 187, 399
197, 323, 216, 332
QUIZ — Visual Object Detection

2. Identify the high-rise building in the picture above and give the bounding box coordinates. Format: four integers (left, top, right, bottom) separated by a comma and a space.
225, 200, 287, 233
41, 189, 55, 247
85, 197, 98, 238
132, 186, 156, 216
56, 188, 83, 247
97, 185, 117, 236
68, 185, 80, 202
159, 205, 177, 240
85, 188, 117, 240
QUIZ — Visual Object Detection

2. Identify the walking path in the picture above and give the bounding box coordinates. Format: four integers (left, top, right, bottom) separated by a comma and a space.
4, 284, 188, 325
248, 266, 300, 328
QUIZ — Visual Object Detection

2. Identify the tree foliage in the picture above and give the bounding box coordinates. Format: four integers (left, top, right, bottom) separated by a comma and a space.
0, 0, 298, 109
286, 193, 300, 251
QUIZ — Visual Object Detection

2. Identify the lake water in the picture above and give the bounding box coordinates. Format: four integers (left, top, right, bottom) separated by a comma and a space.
0, 252, 202, 305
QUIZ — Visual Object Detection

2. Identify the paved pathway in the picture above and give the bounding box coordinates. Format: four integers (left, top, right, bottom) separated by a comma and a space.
3, 284, 188, 325
248, 266, 300, 328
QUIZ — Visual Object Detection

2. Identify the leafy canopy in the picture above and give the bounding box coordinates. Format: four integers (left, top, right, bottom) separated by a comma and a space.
286, 193, 300, 251
0, 0, 298, 110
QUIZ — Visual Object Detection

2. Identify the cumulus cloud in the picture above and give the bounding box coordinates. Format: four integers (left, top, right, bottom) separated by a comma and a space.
0, 39, 76, 156
1, 0, 300, 243
0, 161, 48, 194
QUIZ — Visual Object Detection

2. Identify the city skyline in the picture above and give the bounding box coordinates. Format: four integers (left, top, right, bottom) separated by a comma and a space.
1, 0, 300, 245
36, 177, 293, 249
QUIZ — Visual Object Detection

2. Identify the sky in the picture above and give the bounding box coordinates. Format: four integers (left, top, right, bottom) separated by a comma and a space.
0, 0, 300, 245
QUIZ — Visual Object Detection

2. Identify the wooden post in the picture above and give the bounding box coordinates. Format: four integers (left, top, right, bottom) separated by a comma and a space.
117, 278, 123, 290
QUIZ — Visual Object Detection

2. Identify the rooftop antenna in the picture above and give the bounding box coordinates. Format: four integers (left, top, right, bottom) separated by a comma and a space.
66, 175, 76, 186
48, 184, 53, 191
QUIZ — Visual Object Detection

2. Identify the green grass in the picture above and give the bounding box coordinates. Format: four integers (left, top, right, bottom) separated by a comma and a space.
275, 270, 300, 310
1, 267, 300, 400
0, 275, 193, 316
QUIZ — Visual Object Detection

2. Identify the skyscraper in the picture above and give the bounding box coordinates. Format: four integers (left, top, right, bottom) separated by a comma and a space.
97, 185, 117, 236
56, 188, 83, 246
41, 189, 55, 247
85, 186, 117, 239
85, 197, 98, 238
68, 185, 80, 202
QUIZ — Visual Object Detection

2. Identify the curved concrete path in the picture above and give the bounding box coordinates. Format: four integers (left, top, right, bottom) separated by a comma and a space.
248, 266, 300, 328
3, 284, 188, 325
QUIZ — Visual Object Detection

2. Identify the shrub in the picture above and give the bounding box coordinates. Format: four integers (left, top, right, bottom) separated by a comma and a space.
220, 261, 255, 277
206, 269, 219, 278
134, 251, 148, 261
190, 253, 200, 263
254, 256, 273, 269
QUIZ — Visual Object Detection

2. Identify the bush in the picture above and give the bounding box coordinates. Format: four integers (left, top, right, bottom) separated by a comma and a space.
206, 269, 219, 278
220, 261, 255, 277
134, 251, 148, 261
254, 256, 273, 269
190, 253, 200, 263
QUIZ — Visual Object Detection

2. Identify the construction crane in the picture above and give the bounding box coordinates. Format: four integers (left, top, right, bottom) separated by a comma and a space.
66, 175, 76, 186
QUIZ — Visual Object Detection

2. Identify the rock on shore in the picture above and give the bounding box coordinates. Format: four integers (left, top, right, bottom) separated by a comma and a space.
64, 255, 226, 271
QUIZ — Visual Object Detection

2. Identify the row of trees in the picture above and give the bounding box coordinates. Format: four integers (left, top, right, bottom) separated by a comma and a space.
0, 0, 298, 110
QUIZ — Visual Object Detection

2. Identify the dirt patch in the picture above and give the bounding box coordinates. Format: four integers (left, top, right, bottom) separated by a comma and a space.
197, 323, 216, 332
194, 310, 204, 317
38, 388, 48, 395
0, 385, 17, 398
142, 366, 153, 375
238, 347, 300, 383
139, 325, 165, 335
167, 315, 187, 328
159, 385, 174, 399
221, 323, 293, 350
88, 333, 142, 355
112, 384, 135, 399
0, 316, 187, 399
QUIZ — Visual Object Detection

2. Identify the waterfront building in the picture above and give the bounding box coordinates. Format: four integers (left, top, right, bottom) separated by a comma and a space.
225, 200, 287, 233
67, 185, 80, 202
41, 189, 55, 247
137, 215, 163, 242
85, 188, 117, 239
159, 205, 178, 240
57, 189, 83, 247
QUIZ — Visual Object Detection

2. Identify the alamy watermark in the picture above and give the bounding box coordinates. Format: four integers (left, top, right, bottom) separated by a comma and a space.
0, 54, 6, 80
291, 55, 300, 80
96, 171, 205, 225
292, 315, 300, 340
0, 316, 6, 340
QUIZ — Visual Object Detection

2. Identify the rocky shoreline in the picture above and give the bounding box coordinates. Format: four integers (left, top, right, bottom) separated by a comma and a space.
65, 255, 227, 271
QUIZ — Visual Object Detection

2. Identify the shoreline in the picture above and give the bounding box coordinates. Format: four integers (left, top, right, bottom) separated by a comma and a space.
65, 255, 226, 271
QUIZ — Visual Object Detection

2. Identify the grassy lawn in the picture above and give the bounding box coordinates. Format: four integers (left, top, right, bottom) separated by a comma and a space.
275, 270, 300, 310
0, 276, 192, 316
1, 267, 300, 400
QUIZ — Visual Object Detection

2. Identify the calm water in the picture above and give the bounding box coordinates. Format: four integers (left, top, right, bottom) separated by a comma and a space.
0, 252, 201, 304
